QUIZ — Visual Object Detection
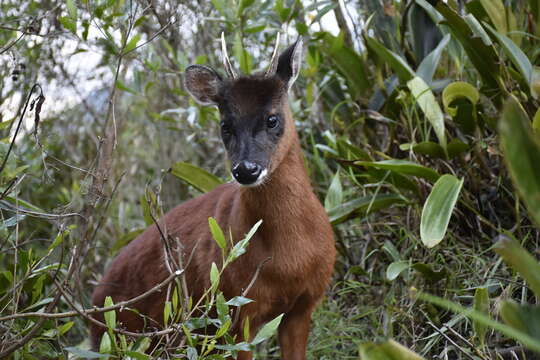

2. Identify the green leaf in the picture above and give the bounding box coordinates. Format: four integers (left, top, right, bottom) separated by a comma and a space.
124, 33, 141, 53
215, 319, 231, 338
103, 296, 116, 329
436, 2, 500, 92
442, 81, 480, 111
99, 332, 112, 354
321, 33, 370, 98
226, 296, 254, 307
251, 314, 283, 345
324, 170, 343, 211
170, 162, 223, 193
386, 261, 410, 281
442, 81, 480, 134
499, 97, 540, 227
64, 347, 111, 358
534, 108, 540, 134
416, 34, 451, 84
359, 339, 426, 359
59, 16, 76, 34
58, 321, 75, 336
418, 292, 540, 354
365, 36, 415, 83
473, 287, 489, 346
229, 220, 262, 261
115, 80, 137, 94
328, 194, 407, 225
420, 174, 463, 248
500, 301, 540, 340
479, 0, 507, 34
355, 159, 440, 182
210, 262, 220, 290
494, 236, 540, 297
484, 23, 533, 85
407, 76, 447, 152
66, 0, 78, 19
209, 217, 226, 250
111, 229, 144, 253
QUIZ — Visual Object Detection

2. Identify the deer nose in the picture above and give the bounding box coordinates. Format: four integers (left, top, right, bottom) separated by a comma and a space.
232, 161, 262, 185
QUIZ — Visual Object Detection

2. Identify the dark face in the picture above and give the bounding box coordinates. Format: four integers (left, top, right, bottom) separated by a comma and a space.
217, 77, 286, 186
183, 36, 303, 186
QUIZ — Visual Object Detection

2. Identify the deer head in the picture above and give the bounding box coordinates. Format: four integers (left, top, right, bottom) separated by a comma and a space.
184, 35, 303, 186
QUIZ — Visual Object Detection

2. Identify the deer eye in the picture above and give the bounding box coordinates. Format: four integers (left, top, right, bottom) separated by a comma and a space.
267, 115, 279, 129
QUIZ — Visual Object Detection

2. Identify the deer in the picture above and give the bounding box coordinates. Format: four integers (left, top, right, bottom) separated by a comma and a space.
90, 34, 336, 360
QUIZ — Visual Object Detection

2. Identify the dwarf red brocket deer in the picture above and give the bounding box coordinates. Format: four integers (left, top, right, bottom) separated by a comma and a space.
90, 35, 335, 360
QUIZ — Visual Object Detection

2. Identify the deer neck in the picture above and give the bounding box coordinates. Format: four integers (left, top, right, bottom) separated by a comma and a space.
238, 131, 315, 227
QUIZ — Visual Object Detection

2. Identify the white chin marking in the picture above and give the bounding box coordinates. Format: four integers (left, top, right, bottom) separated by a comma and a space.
239, 168, 268, 188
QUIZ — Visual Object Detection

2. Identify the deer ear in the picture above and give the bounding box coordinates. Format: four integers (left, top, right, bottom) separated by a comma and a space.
184, 65, 222, 105
275, 37, 303, 90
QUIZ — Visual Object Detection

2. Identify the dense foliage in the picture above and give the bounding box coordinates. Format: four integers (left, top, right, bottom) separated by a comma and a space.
1, 0, 540, 359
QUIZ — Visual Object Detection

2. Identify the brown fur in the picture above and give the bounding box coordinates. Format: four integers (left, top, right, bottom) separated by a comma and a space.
90, 78, 336, 359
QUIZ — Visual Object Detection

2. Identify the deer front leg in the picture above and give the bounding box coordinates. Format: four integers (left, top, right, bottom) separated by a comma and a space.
278, 297, 316, 360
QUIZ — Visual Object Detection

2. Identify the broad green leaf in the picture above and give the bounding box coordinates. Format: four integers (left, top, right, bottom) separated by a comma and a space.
420, 174, 463, 247
436, 2, 500, 92
442, 81, 480, 111
328, 194, 407, 225
500, 301, 540, 340
359, 339, 426, 359
58, 321, 75, 336
442, 81, 480, 134
386, 261, 410, 281
215, 319, 231, 339
365, 36, 415, 83
251, 314, 283, 345
355, 159, 440, 182
124, 33, 141, 53
209, 217, 226, 250
473, 287, 489, 346
170, 162, 223, 193
321, 33, 370, 98
64, 347, 111, 358
324, 170, 343, 211
499, 97, 540, 227
59, 16, 76, 34
226, 296, 254, 307
104, 296, 116, 329
407, 76, 447, 152
479, 0, 507, 34
416, 34, 451, 84
494, 236, 540, 297
534, 108, 540, 134
418, 292, 540, 353
484, 23, 533, 86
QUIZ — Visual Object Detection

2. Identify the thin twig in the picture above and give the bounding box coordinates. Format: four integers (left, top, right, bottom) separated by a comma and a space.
0, 270, 183, 322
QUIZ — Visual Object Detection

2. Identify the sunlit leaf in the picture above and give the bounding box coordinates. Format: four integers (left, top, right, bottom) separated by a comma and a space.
420, 174, 463, 247
355, 159, 440, 182
407, 76, 447, 152
499, 97, 540, 227
251, 314, 283, 345
359, 339, 426, 359
170, 162, 223, 193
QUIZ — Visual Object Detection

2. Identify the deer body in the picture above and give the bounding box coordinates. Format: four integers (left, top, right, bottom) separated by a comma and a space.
91, 37, 335, 360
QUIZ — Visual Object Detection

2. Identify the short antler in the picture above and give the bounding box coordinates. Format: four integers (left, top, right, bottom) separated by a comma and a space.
265, 32, 281, 77
221, 32, 237, 79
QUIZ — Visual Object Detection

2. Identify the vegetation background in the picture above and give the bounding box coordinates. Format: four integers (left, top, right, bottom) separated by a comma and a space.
1, 0, 540, 359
